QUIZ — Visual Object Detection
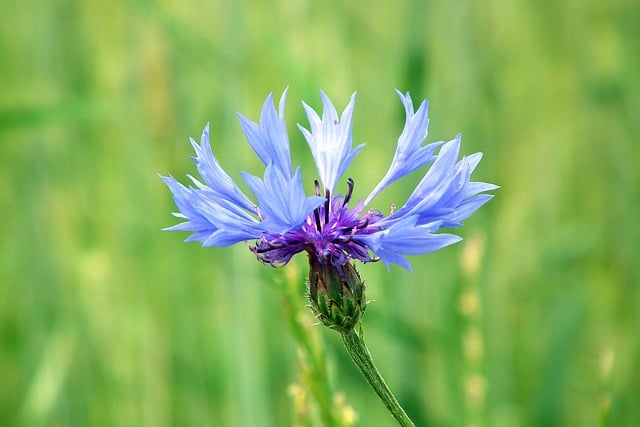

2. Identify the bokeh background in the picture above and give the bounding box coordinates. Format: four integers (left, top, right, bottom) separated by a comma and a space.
1, 0, 639, 426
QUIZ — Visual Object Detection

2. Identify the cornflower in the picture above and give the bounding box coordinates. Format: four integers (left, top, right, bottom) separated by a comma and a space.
161, 89, 496, 271
161, 89, 497, 427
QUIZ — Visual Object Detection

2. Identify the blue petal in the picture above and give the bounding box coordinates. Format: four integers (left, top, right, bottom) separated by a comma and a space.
192, 190, 265, 246
160, 175, 225, 243
386, 135, 462, 222
238, 89, 293, 179
358, 216, 462, 271
408, 135, 462, 209
189, 124, 255, 211
298, 92, 364, 193
242, 166, 324, 233
383, 135, 498, 230
461, 181, 500, 200
162, 174, 265, 247
439, 193, 495, 225
365, 91, 444, 205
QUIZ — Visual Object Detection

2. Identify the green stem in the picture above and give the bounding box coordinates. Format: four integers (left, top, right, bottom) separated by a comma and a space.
341, 327, 415, 427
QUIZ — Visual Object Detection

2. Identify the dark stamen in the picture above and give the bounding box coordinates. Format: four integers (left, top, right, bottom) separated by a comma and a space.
313, 209, 322, 232
324, 189, 330, 225
343, 178, 354, 207
313, 180, 322, 232
358, 217, 369, 230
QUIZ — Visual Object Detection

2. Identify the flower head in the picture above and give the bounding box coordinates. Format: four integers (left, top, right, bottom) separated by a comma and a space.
162, 90, 497, 271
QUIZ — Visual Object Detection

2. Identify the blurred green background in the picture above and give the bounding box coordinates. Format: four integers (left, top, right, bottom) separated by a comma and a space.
1, 0, 639, 425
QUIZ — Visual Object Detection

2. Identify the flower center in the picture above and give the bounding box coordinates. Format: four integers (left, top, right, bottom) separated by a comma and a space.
251, 178, 383, 267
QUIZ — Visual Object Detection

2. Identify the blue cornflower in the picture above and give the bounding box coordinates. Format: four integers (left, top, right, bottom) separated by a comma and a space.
162, 89, 497, 271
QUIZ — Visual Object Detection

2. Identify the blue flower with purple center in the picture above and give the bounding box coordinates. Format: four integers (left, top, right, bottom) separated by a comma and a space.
161, 89, 497, 271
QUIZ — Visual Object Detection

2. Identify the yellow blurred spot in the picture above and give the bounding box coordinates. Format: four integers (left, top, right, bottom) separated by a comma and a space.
460, 233, 485, 280
600, 346, 615, 381
465, 374, 487, 410
287, 382, 309, 420
458, 290, 480, 317
334, 393, 358, 426
463, 328, 484, 362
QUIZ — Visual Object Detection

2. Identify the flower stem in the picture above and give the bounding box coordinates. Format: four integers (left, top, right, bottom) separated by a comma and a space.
340, 326, 415, 427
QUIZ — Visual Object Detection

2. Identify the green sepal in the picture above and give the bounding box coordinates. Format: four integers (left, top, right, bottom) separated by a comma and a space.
307, 257, 367, 333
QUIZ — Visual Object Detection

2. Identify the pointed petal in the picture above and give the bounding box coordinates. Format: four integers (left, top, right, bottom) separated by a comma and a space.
161, 174, 264, 246
364, 91, 443, 205
161, 175, 210, 225
298, 92, 364, 192
189, 124, 255, 211
238, 89, 293, 178
192, 191, 265, 244
242, 166, 324, 233
437, 194, 495, 226
462, 181, 500, 198
358, 216, 462, 270
388, 135, 462, 220
382, 134, 497, 230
